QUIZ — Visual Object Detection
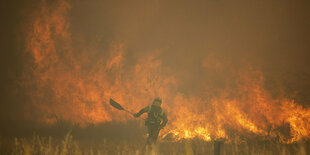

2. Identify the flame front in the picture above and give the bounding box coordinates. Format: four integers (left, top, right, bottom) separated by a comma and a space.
20, 0, 310, 143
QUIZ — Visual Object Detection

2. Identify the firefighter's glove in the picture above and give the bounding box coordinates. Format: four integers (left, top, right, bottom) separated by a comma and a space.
160, 125, 164, 129
133, 113, 139, 118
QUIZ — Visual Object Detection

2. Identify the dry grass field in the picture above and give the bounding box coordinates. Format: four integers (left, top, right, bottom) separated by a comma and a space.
0, 121, 308, 155
0, 132, 307, 155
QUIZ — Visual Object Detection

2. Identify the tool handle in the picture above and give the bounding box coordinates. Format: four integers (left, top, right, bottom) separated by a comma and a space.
124, 109, 145, 120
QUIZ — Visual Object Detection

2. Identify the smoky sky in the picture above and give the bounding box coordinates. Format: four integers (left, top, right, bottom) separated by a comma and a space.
1, 0, 310, 133
69, 0, 310, 96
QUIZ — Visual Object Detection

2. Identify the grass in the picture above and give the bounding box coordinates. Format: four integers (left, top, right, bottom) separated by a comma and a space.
0, 133, 306, 155
1, 121, 308, 154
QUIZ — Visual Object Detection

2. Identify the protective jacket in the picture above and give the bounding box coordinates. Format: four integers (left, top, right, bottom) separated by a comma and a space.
135, 105, 168, 128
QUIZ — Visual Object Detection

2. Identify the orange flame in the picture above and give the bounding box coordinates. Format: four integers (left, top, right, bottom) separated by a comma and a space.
20, 0, 310, 143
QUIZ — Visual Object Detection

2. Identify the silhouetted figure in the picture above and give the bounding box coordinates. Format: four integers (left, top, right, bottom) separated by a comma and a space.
133, 97, 168, 149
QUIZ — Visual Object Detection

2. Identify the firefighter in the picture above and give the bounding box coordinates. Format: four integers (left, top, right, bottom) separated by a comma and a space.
133, 97, 168, 147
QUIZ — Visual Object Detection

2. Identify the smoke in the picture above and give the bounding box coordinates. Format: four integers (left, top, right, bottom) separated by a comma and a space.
1, 0, 310, 142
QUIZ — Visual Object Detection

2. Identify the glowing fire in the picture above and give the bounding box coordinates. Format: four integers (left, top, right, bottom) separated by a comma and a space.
20, 0, 310, 143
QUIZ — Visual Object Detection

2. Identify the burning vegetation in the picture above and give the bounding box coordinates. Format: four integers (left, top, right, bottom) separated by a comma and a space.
1, 0, 310, 154
20, 0, 310, 144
